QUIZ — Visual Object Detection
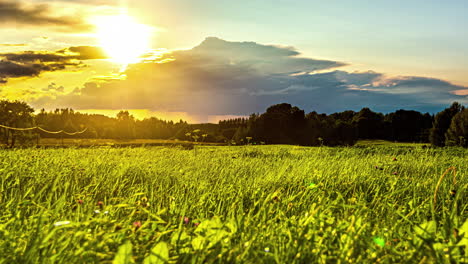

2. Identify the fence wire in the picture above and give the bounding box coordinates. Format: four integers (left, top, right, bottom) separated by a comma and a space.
0, 124, 87, 136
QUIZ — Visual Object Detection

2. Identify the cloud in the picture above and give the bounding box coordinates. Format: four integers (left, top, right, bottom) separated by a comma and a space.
42, 82, 64, 93
168, 37, 346, 75
35, 0, 115, 5
30, 37, 468, 117
0, 43, 28, 47
58, 46, 108, 60
0, 0, 93, 32
0, 46, 107, 83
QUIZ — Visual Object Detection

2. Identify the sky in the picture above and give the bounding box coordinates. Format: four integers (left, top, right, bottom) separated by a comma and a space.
1, 0, 467, 123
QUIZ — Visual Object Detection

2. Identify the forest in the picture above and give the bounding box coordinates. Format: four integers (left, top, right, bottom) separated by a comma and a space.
0, 100, 466, 147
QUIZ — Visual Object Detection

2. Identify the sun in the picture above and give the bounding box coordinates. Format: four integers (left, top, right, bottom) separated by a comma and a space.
93, 14, 153, 67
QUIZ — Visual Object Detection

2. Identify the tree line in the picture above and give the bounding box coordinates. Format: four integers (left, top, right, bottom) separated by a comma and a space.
0, 99, 466, 147
221, 102, 466, 147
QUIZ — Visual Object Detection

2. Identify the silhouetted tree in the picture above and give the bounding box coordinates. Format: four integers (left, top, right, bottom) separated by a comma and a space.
255, 103, 307, 144
0, 100, 34, 146
388, 110, 432, 142
430, 102, 464, 147
304, 111, 323, 146
445, 109, 468, 147
116, 111, 136, 139
352, 108, 384, 139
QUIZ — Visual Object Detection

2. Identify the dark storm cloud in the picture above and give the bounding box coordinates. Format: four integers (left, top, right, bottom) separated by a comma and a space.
0, 60, 40, 77
1, 52, 73, 63
31, 37, 468, 115
0, 60, 72, 82
0, 46, 107, 83
0, 0, 93, 32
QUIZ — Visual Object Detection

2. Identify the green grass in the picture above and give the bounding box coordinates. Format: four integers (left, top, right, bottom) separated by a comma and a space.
8, 138, 221, 148
355, 140, 429, 147
0, 145, 466, 263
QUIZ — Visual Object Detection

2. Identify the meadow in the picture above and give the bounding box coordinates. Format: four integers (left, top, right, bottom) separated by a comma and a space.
0, 145, 466, 263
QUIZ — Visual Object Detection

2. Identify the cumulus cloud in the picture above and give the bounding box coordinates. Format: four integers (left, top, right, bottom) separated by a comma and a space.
0, 46, 107, 83
30, 37, 468, 116
0, 0, 93, 32
167, 37, 346, 75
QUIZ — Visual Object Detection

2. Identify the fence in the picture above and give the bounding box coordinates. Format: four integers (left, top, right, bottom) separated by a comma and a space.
0, 124, 87, 146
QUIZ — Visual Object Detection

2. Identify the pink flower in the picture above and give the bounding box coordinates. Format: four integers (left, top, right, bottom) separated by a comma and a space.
184, 217, 190, 224
133, 221, 142, 229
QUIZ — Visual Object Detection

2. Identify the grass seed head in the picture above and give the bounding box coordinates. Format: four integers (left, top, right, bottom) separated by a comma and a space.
54, 221, 71, 227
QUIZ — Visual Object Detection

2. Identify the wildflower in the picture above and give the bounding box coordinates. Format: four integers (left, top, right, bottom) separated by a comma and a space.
264, 247, 270, 252
194, 222, 200, 227
94, 210, 100, 214
77, 199, 84, 204
133, 221, 142, 229
392, 172, 398, 175
184, 217, 190, 224
97, 201, 104, 209
54, 221, 71, 227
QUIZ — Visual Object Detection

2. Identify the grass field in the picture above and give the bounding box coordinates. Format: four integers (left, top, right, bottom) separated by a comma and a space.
0, 145, 466, 263
9, 138, 221, 148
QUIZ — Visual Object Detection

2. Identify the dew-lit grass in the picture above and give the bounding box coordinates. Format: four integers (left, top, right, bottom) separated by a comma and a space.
0, 145, 466, 263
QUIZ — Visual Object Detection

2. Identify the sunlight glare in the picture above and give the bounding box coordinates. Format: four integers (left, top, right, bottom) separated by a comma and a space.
94, 14, 154, 68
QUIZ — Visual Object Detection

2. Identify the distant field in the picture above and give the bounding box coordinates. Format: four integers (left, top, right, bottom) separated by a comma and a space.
20, 138, 223, 148
355, 140, 429, 147
5, 138, 431, 148
0, 145, 466, 263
